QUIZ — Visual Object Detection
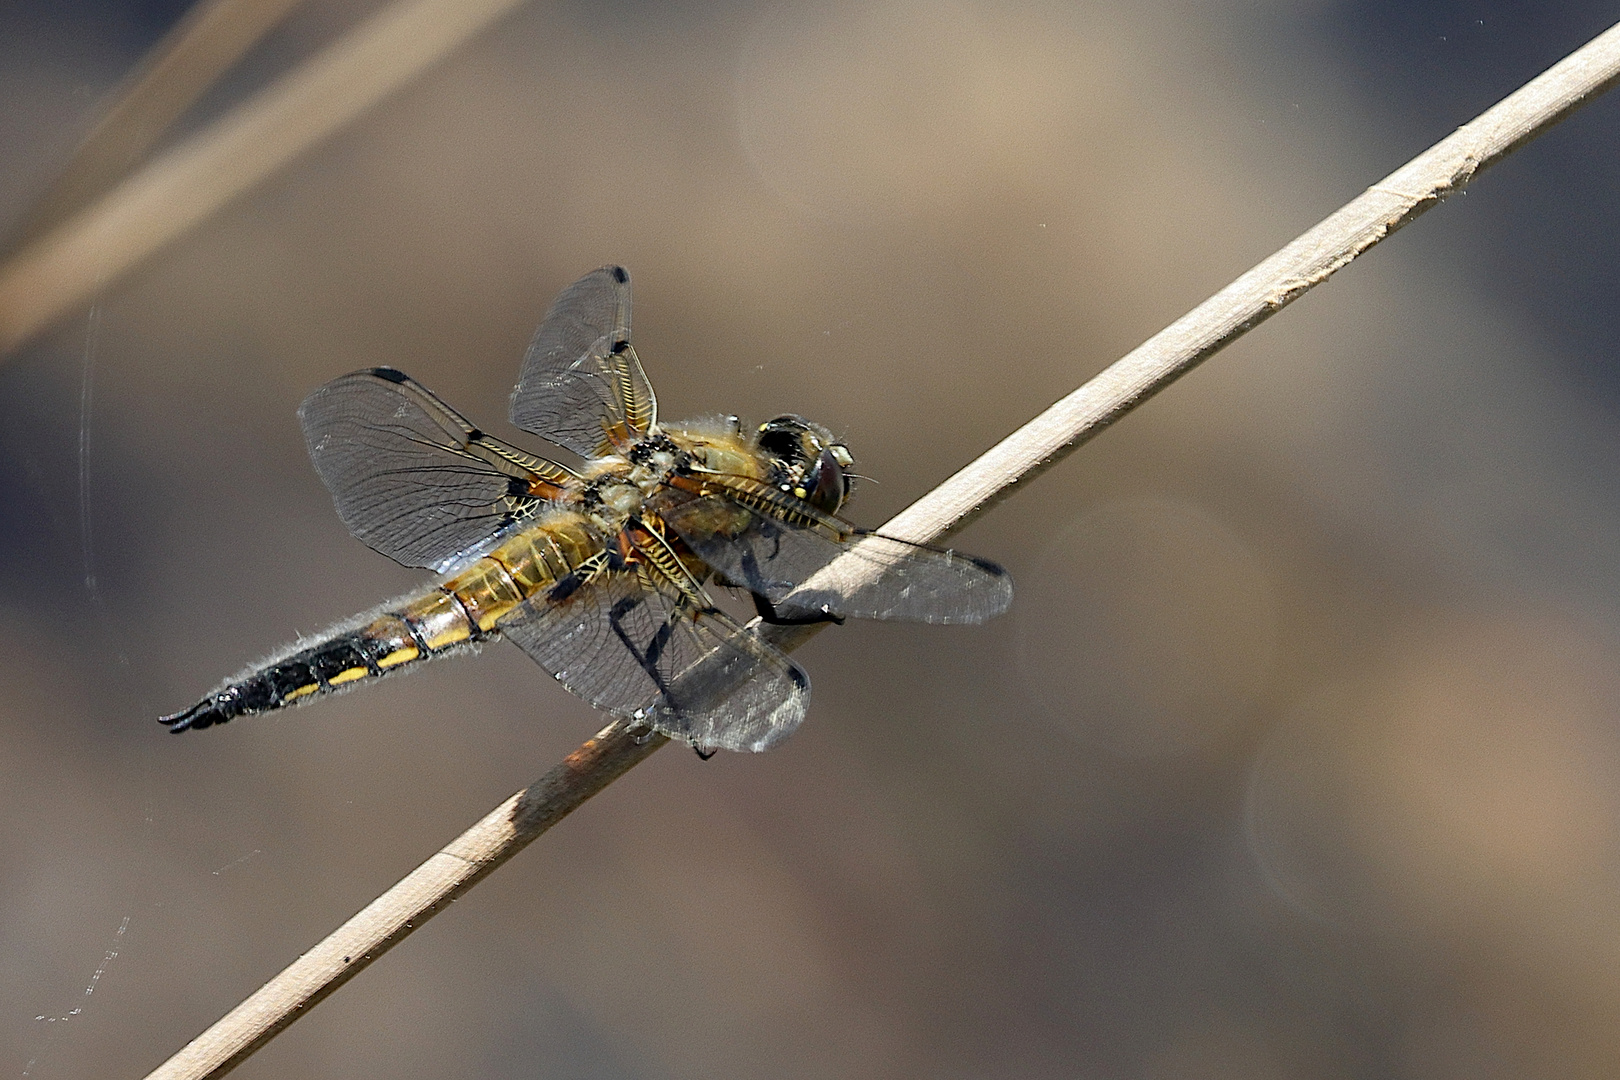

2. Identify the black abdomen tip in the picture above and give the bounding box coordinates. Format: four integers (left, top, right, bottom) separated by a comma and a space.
160, 700, 224, 733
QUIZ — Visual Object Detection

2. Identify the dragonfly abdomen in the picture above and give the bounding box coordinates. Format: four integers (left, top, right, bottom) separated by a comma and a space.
160, 594, 466, 732
161, 514, 601, 732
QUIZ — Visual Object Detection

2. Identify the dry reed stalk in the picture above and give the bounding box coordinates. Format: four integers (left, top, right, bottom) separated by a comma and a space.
140, 17, 1620, 1080
7, 0, 307, 249
0, 0, 537, 356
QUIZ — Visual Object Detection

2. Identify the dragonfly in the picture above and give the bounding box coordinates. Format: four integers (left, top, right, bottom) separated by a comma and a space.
161, 266, 1012, 753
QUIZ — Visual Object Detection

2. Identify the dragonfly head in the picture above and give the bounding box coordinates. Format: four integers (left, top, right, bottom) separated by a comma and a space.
757, 415, 855, 514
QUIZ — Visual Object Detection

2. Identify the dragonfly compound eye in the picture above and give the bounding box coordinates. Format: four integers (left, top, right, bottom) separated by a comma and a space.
757, 415, 852, 511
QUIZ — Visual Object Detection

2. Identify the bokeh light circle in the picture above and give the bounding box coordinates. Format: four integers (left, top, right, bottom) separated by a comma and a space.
1016, 496, 1277, 758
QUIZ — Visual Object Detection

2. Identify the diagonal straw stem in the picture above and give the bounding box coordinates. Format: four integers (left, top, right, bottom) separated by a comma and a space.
6, 0, 308, 250
140, 17, 1620, 1080
0, 0, 537, 356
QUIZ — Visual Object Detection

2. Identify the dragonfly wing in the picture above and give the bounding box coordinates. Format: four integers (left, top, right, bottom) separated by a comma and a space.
300, 367, 575, 571
773, 531, 1013, 624
500, 567, 809, 753
510, 266, 657, 457
658, 482, 1012, 624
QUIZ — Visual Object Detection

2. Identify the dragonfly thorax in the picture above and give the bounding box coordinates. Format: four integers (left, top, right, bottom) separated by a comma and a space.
576, 433, 692, 531
592, 478, 644, 523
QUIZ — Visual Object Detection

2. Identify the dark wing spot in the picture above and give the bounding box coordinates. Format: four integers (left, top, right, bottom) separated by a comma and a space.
609, 265, 629, 284
368, 367, 410, 383
967, 555, 1009, 575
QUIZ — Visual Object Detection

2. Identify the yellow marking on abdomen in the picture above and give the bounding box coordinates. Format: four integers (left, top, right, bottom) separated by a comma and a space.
445, 557, 525, 632
337, 515, 609, 670
362, 614, 420, 668
375, 645, 418, 668
493, 514, 598, 597
400, 590, 473, 651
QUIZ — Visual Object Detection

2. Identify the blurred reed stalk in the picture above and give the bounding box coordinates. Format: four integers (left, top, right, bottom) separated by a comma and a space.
0, 0, 537, 357
5, 0, 307, 250
138, 16, 1620, 1080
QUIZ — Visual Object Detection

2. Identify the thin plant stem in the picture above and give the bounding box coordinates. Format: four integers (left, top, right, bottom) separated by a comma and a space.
7, 0, 308, 250
143, 720, 665, 1080
140, 18, 1620, 1080
0, 0, 537, 356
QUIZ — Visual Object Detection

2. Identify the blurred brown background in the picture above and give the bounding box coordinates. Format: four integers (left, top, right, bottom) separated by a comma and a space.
5, 1, 1620, 1077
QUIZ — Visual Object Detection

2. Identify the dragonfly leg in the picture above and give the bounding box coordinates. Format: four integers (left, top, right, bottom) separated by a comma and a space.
608, 596, 669, 694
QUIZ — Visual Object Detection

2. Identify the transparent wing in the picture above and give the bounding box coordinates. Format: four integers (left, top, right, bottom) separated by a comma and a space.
656, 477, 1012, 624
499, 562, 808, 753
510, 266, 657, 457
300, 367, 577, 571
